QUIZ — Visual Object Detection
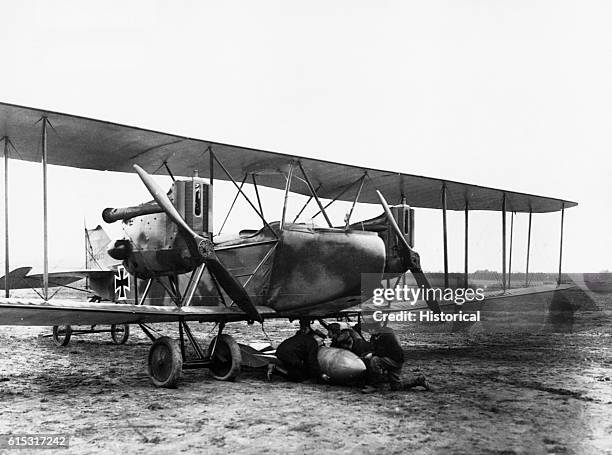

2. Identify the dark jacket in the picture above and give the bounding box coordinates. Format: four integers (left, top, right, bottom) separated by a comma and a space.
370, 329, 404, 364
351, 338, 372, 357
276, 331, 321, 378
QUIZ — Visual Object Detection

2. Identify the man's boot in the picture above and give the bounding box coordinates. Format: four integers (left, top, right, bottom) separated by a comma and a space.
401, 374, 432, 391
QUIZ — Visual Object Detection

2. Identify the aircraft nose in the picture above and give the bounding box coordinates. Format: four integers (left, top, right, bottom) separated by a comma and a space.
108, 239, 132, 260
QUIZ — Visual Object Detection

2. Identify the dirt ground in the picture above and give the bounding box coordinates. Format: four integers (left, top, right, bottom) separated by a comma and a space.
1, 293, 611, 455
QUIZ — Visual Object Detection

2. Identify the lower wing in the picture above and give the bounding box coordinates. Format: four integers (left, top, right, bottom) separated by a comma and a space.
0, 284, 576, 326
0, 298, 277, 326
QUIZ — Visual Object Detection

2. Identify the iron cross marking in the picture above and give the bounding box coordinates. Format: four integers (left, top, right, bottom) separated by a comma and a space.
114, 265, 130, 301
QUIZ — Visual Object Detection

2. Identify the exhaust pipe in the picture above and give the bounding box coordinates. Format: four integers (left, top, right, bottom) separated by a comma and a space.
102, 200, 162, 223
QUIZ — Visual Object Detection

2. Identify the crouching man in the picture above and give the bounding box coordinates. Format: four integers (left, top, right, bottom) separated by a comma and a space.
267, 319, 327, 383
361, 321, 431, 393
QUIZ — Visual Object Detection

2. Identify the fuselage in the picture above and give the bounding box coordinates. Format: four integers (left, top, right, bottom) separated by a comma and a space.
218, 222, 386, 312
112, 213, 396, 314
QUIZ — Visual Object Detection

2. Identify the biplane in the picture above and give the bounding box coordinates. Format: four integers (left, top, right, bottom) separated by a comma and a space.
0, 102, 577, 387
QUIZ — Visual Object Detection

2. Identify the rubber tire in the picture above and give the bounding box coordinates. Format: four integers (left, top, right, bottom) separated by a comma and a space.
206, 334, 242, 381
110, 324, 130, 345
147, 336, 183, 388
52, 325, 72, 347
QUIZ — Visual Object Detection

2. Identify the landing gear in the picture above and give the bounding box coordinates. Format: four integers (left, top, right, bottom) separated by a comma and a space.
207, 334, 241, 381
145, 320, 242, 388
110, 324, 130, 345
52, 325, 72, 346
48, 324, 131, 346
148, 336, 183, 388
141, 272, 243, 388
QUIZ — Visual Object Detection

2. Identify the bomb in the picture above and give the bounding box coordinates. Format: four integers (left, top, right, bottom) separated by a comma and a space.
317, 347, 367, 383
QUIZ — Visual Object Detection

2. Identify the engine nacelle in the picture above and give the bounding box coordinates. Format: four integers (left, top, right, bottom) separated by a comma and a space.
108, 172, 213, 278
348, 204, 415, 274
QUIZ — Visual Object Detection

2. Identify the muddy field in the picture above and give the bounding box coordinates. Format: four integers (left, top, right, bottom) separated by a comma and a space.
1, 293, 611, 454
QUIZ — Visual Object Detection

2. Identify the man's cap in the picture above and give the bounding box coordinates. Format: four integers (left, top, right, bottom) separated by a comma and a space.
327, 323, 341, 336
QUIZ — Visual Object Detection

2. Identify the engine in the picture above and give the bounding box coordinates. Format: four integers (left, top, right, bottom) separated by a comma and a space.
106, 172, 212, 278
172, 173, 213, 235
348, 204, 415, 274
379, 204, 414, 273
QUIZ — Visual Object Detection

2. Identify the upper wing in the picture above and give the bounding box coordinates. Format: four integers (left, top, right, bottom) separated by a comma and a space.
0, 298, 277, 326
0, 101, 575, 213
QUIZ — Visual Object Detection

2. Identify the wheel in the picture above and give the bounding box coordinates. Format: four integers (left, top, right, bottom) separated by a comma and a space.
147, 336, 183, 388
206, 334, 242, 381
110, 324, 130, 344
52, 325, 72, 347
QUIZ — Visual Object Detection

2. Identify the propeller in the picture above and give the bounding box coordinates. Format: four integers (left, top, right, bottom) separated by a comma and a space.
375, 190, 441, 314
133, 165, 263, 323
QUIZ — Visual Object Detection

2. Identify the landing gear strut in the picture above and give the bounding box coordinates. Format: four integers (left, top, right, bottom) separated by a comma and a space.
146, 319, 242, 388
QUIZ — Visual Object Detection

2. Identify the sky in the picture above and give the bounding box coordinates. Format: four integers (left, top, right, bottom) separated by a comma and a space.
0, 0, 610, 274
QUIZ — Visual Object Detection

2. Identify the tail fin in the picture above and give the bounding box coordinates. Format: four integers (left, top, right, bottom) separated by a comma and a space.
0, 266, 33, 290
85, 225, 119, 270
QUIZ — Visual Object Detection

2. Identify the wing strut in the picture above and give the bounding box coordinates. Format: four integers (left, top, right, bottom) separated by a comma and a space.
280, 161, 294, 230
3, 137, 9, 297
210, 149, 278, 238
297, 161, 333, 228
344, 173, 366, 230
525, 209, 533, 287
41, 117, 50, 300
442, 182, 449, 289
502, 194, 507, 291
312, 174, 365, 220
464, 202, 469, 289
508, 211, 514, 289
558, 204, 565, 285
217, 174, 248, 236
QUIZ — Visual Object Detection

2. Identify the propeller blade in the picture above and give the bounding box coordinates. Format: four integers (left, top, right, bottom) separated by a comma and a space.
133, 165, 201, 241
375, 191, 415, 252
205, 255, 263, 323
375, 190, 441, 313
409, 267, 441, 314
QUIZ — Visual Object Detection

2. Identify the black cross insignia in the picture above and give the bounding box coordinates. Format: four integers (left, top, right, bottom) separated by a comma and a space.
114, 265, 130, 301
